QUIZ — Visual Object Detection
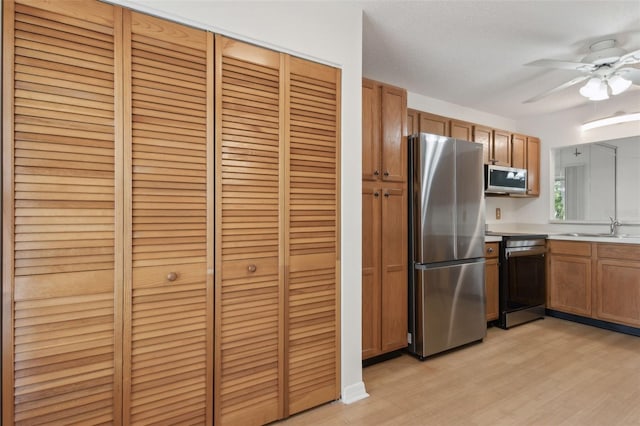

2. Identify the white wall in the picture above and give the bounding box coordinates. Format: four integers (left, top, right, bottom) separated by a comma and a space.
110, 0, 367, 403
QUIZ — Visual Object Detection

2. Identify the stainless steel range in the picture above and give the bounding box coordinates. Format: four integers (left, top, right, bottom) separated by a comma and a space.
487, 232, 547, 329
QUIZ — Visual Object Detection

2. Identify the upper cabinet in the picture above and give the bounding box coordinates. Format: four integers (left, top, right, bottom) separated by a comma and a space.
362, 79, 407, 183
450, 119, 472, 141
418, 111, 449, 136
410, 109, 541, 197
492, 129, 511, 166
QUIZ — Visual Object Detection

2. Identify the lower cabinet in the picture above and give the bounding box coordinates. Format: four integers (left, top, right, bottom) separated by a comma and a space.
547, 241, 593, 317
594, 244, 640, 328
548, 240, 640, 329
484, 243, 499, 321
362, 184, 408, 359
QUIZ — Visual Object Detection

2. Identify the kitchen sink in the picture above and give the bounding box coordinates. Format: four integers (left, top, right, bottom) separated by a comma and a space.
556, 232, 637, 239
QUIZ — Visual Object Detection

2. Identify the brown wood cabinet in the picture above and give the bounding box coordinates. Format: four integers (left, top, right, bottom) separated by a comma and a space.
594, 244, 640, 328
526, 136, 541, 196
3, 1, 340, 424
362, 79, 407, 183
407, 108, 419, 135
511, 133, 527, 169
547, 241, 593, 317
450, 119, 473, 141
362, 78, 408, 360
473, 125, 493, 165
362, 183, 408, 359
419, 111, 449, 136
485, 243, 499, 321
492, 129, 512, 166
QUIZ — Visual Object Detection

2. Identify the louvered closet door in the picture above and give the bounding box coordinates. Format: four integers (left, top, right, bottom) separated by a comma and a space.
286, 56, 341, 415
215, 36, 284, 426
124, 11, 213, 425
3, 0, 122, 424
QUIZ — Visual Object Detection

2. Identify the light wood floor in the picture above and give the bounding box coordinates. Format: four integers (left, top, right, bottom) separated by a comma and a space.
279, 317, 640, 425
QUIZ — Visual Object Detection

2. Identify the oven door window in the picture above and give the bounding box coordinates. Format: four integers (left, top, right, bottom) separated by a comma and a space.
506, 254, 545, 310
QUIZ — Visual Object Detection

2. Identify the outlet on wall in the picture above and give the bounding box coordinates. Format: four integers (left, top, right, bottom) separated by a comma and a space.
496, 208, 501, 220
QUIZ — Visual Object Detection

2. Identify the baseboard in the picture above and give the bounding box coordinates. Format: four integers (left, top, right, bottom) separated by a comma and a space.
546, 309, 640, 337
341, 381, 369, 404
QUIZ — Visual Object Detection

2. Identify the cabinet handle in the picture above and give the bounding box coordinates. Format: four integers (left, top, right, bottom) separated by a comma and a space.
383, 170, 390, 177
167, 272, 178, 282
248, 264, 257, 273
383, 192, 390, 198
373, 170, 380, 176
374, 192, 380, 197
487, 247, 494, 254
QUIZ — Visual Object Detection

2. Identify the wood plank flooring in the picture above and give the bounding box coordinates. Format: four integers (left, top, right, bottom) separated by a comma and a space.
278, 317, 640, 425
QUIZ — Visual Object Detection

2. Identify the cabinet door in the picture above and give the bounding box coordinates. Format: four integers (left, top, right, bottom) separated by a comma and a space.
380, 188, 408, 352
3, 2, 122, 423
407, 109, 419, 136
380, 85, 407, 183
595, 259, 640, 327
419, 112, 449, 136
362, 79, 380, 181
485, 243, 499, 321
511, 133, 526, 169
286, 56, 340, 416
526, 137, 540, 196
215, 36, 284, 425
450, 119, 472, 141
473, 125, 493, 165
492, 130, 511, 166
125, 11, 213, 424
362, 186, 381, 359
548, 255, 592, 316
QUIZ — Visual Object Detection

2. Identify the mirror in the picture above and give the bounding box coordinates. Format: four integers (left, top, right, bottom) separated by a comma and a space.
551, 136, 640, 223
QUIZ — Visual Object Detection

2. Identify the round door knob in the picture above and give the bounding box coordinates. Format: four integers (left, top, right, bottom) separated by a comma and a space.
373, 170, 380, 176
167, 272, 178, 281
383, 192, 390, 197
383, 170, 390, 177
248, 264, 257, 273
487, 247, 494, 254
374, 192, 380, 197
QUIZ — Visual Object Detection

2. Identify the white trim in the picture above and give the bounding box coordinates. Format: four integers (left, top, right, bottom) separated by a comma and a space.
102, 0, 341, 69
341, 381, 369, 404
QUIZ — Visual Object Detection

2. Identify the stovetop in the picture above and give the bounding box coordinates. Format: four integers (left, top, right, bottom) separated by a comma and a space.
485, 231, 548, 240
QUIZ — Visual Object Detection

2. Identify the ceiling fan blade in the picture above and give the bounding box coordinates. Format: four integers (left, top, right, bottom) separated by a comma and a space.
523, 75, 591, 103
617, 67, 640, 85
525, 59, 596, 72
618, 48, 640, 66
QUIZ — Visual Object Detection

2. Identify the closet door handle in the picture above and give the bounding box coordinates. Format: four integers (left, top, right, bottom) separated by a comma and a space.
167, 272, 178, 282
248, 264, 257, 273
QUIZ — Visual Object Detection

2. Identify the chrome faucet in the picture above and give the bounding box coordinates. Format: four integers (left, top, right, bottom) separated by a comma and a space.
609, 217, 621, 236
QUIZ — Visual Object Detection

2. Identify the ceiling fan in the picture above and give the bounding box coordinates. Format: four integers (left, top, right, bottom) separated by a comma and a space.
524, 39, 640, 103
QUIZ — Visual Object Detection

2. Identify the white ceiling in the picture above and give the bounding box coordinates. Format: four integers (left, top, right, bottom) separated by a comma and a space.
361, 0, 640, 120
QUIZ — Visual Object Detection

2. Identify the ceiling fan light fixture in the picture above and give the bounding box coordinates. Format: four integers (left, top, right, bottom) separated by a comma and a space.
608, 74, 632, 95
579, 77, 603, 98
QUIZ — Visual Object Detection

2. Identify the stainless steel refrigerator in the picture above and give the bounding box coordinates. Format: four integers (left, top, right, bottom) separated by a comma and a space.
408, 133, 486, 359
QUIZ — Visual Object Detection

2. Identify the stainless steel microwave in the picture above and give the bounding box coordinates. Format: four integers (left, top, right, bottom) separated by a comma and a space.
484, 164, 527, 194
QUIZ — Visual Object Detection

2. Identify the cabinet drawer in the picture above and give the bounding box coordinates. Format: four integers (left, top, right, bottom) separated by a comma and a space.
485, 242, 499, 258
597, 243, 640, 261
548, 240, 591, 257
222, 257, 279, 280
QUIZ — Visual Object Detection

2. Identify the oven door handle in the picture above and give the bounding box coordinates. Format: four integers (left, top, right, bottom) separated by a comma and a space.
505, 247, 546, 258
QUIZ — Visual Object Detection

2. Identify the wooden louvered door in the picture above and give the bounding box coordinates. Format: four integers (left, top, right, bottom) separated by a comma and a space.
3, 0, 122, 423
285, 56, 341, 415
215, 36, 285, 425
123, 11, 214, 425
